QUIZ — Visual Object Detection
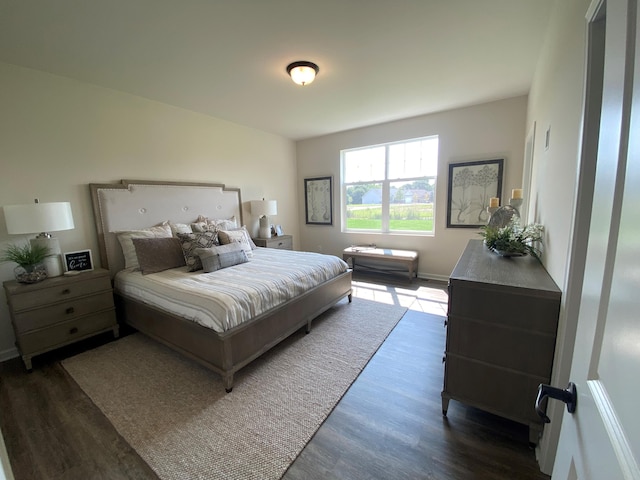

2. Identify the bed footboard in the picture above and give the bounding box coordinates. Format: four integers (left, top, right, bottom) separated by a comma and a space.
116, 270, 352, 391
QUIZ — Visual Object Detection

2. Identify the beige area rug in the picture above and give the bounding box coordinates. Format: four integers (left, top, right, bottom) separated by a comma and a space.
62, 298, 407, 480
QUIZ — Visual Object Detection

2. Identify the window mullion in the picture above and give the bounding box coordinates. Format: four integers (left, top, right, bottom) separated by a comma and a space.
381, 145, 390, 232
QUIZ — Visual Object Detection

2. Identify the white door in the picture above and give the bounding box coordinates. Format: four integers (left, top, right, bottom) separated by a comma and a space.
552, 0, 640, 478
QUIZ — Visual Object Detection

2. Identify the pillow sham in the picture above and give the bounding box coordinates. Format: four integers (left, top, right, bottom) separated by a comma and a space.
169, 222, 193, 236
217, 227, 253, 257
196, 215, 238, 231
177, 231, 219, 271
132, 237, 186, 274
194, 243, 249, 273
116, 224, 173, 269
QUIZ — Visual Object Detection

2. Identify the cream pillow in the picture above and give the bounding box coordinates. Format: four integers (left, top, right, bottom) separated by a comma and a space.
196, 215, 238, 231
116, 224, 173, 269
169, 222, 193, 236
217, 228, 253, 257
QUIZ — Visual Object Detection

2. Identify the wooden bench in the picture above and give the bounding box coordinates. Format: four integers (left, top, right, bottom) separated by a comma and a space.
342, 246, 419, 282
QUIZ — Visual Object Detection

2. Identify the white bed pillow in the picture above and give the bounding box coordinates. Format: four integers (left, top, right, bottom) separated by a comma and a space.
169, 222, 193, 236
116, 223, 173, 270
195, 214, 238, 231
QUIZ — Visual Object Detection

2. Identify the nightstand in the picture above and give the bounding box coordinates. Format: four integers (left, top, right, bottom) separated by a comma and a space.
3, 268, 119, 371
253, 235, 293, 250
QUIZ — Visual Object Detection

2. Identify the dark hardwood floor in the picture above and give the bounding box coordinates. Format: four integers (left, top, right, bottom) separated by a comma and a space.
0, 275, 550, 480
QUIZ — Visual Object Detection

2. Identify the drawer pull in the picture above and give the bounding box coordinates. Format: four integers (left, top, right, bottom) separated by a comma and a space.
61, 288, 71, 295
69, 327, 79, 335
66, 307, 75, 315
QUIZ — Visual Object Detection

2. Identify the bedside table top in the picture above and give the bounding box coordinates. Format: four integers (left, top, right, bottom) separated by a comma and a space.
3, 268, 110, 294
253, 234, 292, 240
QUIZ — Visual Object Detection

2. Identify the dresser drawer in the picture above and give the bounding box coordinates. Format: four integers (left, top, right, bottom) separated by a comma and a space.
13, 292, 115, 334
8, 276, 112, 312
444, 354, 545, 425
446, 316, 556, 377
448, 281, 560, 334
17, 310, 117, 355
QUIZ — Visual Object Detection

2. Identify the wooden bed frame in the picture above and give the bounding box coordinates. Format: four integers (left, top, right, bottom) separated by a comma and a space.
90, 180, 352, 391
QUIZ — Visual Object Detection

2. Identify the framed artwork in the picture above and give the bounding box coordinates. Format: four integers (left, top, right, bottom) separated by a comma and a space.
447, 159, 504, 228
304, 176, 333, 225
63, 249, 94, 272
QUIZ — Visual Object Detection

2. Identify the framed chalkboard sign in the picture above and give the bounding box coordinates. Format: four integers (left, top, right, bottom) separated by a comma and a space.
63, 249, 94, 272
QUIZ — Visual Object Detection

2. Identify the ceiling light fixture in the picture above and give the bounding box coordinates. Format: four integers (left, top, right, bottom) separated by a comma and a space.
286, 61, 319, 86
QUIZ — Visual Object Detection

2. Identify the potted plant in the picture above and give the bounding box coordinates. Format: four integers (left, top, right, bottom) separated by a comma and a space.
479, 220, 544, 259
1, 242, 50, 283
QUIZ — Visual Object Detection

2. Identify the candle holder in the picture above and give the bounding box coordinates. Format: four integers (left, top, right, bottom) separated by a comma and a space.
487, 206, 499, 219
509, 197, 523, 212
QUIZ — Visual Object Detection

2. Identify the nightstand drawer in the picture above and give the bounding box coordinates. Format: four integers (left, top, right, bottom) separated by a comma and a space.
13, 292, 115, 334
7, 276, 112, 312
269, 237, 292, 249
253, 235, 293, 250
17, 310, 117, 355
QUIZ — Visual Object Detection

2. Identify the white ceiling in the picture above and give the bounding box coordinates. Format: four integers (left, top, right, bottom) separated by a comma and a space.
0, 0, 554, 140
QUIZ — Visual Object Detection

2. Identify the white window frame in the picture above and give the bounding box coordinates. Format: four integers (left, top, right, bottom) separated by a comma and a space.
341, 135, 438, 235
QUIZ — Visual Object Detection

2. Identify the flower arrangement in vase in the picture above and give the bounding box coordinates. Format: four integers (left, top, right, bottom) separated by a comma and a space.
479, 220, 544, 259
1, 242, 50, 283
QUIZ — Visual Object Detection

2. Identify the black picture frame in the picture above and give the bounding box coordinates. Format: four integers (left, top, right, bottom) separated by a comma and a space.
447, 159, 504, 228
63, 249, 94, 272
304, 176, 333, 225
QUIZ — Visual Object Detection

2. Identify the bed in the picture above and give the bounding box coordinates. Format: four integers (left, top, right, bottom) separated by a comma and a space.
90, 179, 352, 391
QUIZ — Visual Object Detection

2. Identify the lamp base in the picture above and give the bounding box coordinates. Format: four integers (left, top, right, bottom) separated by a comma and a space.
259, 226, 272, 238
30, 237, 64, 277
259, 215, 271, 238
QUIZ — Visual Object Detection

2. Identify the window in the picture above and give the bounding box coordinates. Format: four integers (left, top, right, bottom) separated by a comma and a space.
341, 136, 438, 234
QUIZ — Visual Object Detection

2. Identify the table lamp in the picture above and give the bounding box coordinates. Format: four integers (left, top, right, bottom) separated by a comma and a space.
250, 199, 278, 238
3, 199, 75, 277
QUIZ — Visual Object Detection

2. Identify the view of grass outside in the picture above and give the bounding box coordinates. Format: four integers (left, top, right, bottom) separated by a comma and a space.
346, 203, 434, 231
342, 136, 438, 234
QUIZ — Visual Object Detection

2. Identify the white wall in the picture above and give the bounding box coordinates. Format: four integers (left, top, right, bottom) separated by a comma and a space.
525, 0, 592, 474
0, 62, 297, 360
296, 96, 528, 280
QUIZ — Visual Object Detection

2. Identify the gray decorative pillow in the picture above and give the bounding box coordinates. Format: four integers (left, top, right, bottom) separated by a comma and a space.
177, 231, 219, 271
132, 237, 186, 275
115, 223, 173, 269
195, 243, 249, 273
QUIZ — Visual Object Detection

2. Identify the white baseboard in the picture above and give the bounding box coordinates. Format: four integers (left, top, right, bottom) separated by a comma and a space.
417, 272, 449, 283
0, 347, 18, 363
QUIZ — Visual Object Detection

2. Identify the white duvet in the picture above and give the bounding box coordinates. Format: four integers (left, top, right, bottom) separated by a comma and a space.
115, 248, 348, 333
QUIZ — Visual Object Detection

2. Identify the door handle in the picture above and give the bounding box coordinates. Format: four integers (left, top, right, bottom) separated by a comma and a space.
535, 382, 577, 423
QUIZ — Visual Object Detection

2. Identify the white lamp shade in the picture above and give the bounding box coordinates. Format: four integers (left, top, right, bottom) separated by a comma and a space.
250, 200, 278, 217
4, 202, 75, 234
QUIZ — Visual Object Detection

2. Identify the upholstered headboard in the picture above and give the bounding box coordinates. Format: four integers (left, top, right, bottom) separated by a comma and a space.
90, 180, 243, 277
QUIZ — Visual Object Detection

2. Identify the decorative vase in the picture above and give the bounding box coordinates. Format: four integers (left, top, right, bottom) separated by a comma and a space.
14, 263, 48, 284
491, 248, 526, 257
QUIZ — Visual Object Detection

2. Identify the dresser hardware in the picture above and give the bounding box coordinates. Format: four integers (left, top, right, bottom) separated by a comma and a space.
66, 307, 75, 314
62, 288, 71, 295
69, 327, 79, 335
